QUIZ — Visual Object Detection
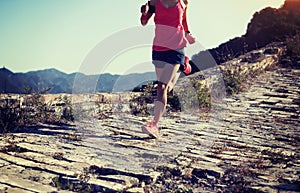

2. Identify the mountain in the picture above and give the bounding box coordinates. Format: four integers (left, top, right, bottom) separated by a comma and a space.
192, 0, 300, 65
0, 67, 156, 94
282, 0, 300, 12
0, 67, 18, 93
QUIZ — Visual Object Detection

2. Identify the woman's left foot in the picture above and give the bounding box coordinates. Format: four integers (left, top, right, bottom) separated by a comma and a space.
142, 121, 159, 138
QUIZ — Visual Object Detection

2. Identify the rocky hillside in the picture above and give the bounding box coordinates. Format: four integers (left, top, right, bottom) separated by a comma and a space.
193, 0, 300, 65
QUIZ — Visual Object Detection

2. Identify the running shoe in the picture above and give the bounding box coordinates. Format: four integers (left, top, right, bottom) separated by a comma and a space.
183, 56, 192, 75
142, 121, 159, 138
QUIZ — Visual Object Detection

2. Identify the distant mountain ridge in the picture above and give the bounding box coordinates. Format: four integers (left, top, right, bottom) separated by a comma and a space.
0, 67, 156, 94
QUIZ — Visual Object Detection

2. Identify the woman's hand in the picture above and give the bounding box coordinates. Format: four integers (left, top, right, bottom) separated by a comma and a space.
140, 1, 154, 26
141, 2, 149, 15
185, 32, 196, 44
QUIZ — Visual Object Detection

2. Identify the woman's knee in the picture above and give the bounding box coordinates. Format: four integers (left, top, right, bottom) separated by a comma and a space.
157, 81, 168, 93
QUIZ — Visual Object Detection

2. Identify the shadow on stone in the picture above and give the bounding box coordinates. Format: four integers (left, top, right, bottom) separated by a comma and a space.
89, 165, 153, 185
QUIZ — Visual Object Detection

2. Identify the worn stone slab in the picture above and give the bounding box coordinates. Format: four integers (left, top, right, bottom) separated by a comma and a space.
0, 174, 59, 193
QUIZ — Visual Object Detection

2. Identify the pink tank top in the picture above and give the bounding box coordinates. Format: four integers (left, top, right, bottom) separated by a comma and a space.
153, 0, 187, 51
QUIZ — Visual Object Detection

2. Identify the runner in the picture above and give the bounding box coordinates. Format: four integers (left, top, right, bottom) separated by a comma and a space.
140, 0, 196, 138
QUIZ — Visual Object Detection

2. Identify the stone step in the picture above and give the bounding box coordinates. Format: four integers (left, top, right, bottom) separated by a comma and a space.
0, 174, 62, 193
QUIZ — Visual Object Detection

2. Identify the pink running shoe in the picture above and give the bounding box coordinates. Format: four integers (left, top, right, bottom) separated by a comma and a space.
142, 121, 159, 138
183, 56, 192, 75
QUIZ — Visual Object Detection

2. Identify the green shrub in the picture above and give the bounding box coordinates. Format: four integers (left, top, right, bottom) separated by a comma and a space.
283, 33, 300, 68
0, 98, 22, 133
167, 94, 181, 112
174, 78, 211, 111
130, 78, 212, 115
191, 78, 211, 108
0, 94, 74, 134
22, 93, 65, 125
222, 67, 247, 95
129, 82, 155, 116
56, 95, 74, 121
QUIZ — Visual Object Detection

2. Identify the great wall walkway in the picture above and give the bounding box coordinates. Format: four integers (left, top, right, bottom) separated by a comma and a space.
0, 67, 299, 192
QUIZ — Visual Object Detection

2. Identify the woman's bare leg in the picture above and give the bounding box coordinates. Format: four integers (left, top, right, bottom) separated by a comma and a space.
153, 63, 180, 125
156, 67, 180, 93
167, 72, 180, 93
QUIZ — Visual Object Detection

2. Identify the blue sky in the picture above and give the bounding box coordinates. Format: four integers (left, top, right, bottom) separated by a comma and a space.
0, 0, 284, 75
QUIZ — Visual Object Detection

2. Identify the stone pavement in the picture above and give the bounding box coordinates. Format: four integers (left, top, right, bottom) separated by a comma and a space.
0, 68, 299, 192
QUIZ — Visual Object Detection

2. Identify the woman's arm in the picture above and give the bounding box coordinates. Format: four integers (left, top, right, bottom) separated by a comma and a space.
140, 0, 157, 26
182, 0, 196, 44
182, 0, 189, 33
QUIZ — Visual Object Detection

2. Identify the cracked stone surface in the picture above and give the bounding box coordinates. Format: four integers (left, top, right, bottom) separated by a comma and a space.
0, 67, 299, 192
